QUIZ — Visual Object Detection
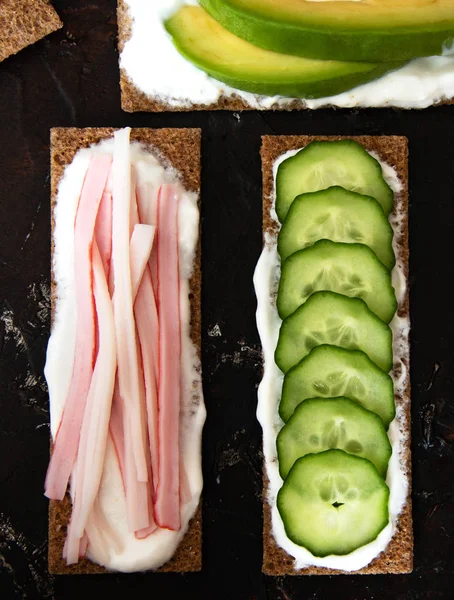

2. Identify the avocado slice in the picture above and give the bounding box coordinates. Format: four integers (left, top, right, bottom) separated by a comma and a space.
200, 0, 454, 62
165, 6, 403, 100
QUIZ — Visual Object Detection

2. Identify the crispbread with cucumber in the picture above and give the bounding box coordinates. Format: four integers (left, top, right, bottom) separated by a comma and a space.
257, 135, 411, 575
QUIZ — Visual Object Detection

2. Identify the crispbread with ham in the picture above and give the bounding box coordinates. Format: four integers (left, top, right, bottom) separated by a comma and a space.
48, 127, 203, 574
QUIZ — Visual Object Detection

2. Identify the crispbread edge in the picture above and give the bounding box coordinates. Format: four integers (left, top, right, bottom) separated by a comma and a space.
48, 127, 202, 574
116, 0, 453, 113
260, 135, 413, 576
0, 0, 62, 64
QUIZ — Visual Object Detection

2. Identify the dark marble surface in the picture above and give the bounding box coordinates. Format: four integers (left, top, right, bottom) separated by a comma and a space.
0, 1, 453, 598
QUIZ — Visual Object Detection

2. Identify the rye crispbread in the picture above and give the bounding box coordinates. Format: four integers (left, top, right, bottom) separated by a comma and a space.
48, 127, 202, 574
0, 0, 62, 63
260, 135, 413, 576
117, 1, 454, 113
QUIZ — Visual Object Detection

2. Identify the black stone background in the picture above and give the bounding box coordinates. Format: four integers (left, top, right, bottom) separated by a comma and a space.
0, 1, 453, 598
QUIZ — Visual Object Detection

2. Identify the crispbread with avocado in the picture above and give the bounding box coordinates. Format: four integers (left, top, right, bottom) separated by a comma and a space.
117, 1, 454, 112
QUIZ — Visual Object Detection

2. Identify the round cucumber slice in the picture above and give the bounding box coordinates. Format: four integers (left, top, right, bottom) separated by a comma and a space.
280, 345, 395, 427
277, 239, 397, 323
275, 291, 393, 374
277, 186, 395, 270
277, 450, 390, 557
277, 397, 392, 479
276, 140, 393, 221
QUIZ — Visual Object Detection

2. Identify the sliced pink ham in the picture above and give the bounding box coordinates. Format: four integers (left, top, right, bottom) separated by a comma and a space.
130, 224, 156, 299
79, 533, 88, 558
136, 182, 159, 293
65, 243, 116, 564
109, 387, 125, 488
94, 189, 112, 279
134, 267, 160, 494
45, 154, 112, 501
133, 358, 158, 539
111, 128, 148, 483
51, 129, 188, 563
130, 174, 160, 500
109, 377, 153, 535
135, 511, 158, 539
109, 221, 155, 494
154, 184, 182, 531
123, 392, 151, 533
137, 181, 158, 227
109, 225, 158, 534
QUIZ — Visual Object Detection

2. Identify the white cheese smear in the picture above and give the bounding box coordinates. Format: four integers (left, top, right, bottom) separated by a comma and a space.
120, 0, 454, 110
253, 148, 410, 572
45, 138, 206, 572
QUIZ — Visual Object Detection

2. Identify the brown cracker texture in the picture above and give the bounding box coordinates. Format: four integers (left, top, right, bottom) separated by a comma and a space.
49, 127, 202, 574
117, 1, 454, 113
0, 0, 62, 63
260, 135, 413, 576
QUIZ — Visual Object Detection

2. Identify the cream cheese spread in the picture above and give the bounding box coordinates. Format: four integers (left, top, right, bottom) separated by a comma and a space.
253, 147, 410, 572
45, 137, 205, 572
120, 0, 454, 110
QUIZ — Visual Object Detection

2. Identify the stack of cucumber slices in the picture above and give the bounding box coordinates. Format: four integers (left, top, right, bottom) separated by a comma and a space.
165, 2, 454, 100
273, 140, 397, 558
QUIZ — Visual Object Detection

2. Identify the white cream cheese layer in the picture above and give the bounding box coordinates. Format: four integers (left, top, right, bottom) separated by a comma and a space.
253, 148, 410, 572
45, 138, 205, 572
120, 0, 454, 110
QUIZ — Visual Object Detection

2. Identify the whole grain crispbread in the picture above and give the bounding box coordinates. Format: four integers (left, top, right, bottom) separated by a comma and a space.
260, 135, 413, 576
48, 127, 202, 574
0, 0, 62, 63
117, 1, 454, 113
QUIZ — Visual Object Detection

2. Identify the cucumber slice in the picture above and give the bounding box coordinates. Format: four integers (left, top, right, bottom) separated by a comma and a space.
276, 140, 393, 222
280, 345, 395, 427
277, 187, 395, 270
277, 450, 390, 557
277, 397, 392, 479
277, 239, 397, 323
275, 291, 393, 374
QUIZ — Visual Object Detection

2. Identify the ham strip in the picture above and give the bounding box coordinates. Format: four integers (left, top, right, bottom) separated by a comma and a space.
133, 358, 158, 539
111, 128, 148, 483
134, 267, 160, 494
109, 387, 125, 488
110, 224, 155, 490
130, 224, 156, 298
123, 402, 151, 533
137, 181, 157, 227
65, 243, 116, 564
94, 189, 112, 279
137, 182, 159, 292
45, 154, 112, 501
154, 184, 182, 531
78, 533, 88, 558
50, 130, 189, 562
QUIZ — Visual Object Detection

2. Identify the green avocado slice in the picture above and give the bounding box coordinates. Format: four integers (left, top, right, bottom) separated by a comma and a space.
201, 0, 454, 62
165, 6, 404, 100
